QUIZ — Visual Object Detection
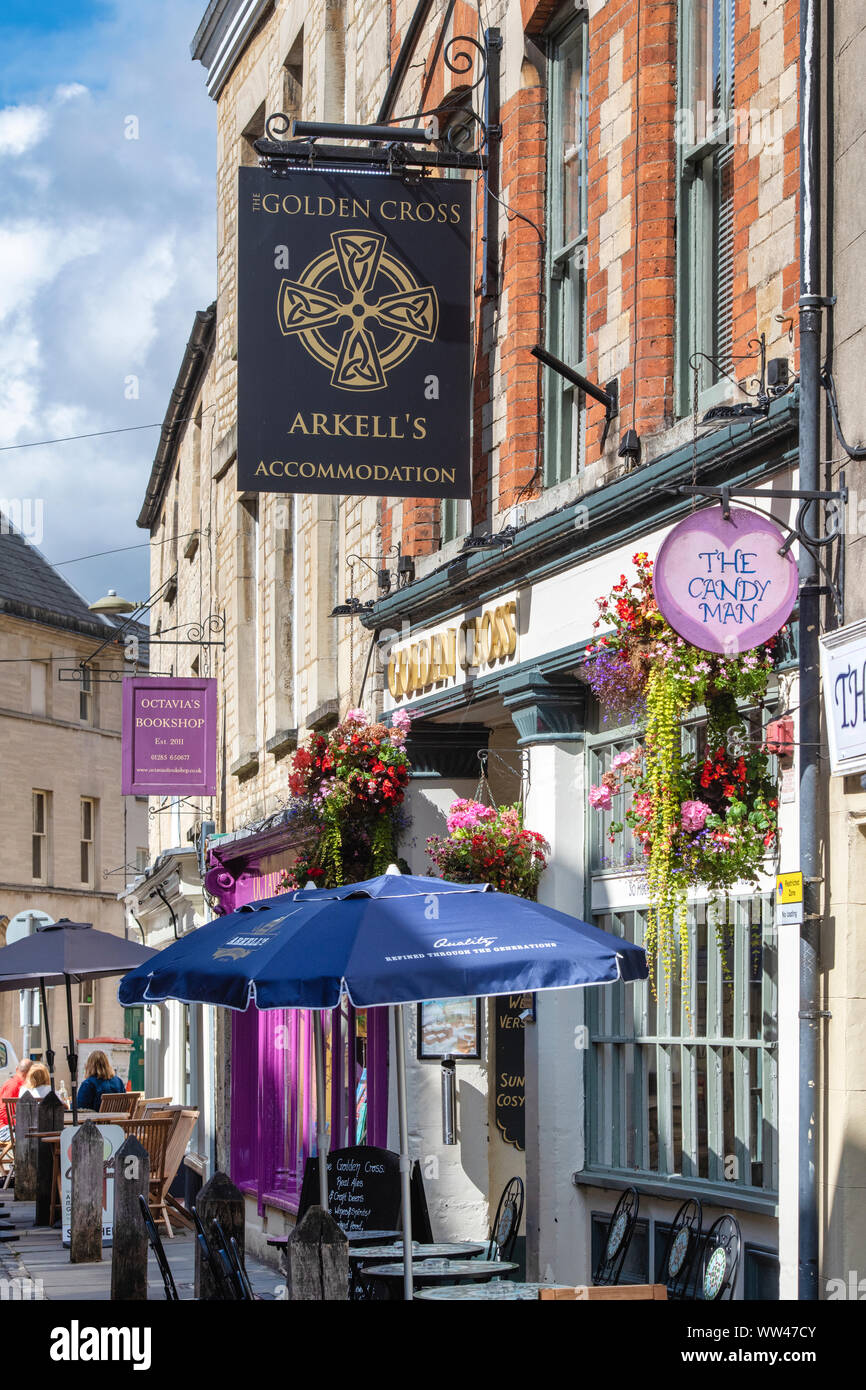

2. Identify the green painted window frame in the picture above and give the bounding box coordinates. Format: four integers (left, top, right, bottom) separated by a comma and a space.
544, 12, 588, 487
583, 718, 779, 1203
675, 0, 737, 418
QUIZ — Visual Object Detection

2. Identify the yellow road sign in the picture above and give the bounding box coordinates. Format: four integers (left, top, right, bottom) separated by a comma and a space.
777, 872, 804, 905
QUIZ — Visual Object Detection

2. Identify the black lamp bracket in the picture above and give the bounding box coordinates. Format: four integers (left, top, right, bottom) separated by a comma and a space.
530, 345, 618, 450
690, 334, 795, 424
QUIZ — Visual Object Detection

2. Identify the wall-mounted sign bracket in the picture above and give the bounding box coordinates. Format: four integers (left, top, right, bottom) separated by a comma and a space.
677, 478, 847, 624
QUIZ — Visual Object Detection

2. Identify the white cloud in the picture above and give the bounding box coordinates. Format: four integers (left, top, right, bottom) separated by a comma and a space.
0, 1, 216, 602
0, 104, 50, 157
54, 83, 89, 104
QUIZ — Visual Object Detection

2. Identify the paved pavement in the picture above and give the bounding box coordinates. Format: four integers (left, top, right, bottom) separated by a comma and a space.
0, 1196, 283, 1301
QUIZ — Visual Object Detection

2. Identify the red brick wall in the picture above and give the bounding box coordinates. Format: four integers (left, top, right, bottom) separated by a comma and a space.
380, 0, 800, 565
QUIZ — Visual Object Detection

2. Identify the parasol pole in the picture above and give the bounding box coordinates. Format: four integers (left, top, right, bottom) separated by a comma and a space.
65, 976, 78, 1124
312, 1010, 330, 1211
393, 1002, 414, 1301
304, 881, 330, 1213
38, 977, 55, 1086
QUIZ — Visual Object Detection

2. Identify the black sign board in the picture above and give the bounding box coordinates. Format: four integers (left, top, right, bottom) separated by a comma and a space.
297, 1145, 402, 1231
237, 167, 472, 498
494, 994, 530, 1151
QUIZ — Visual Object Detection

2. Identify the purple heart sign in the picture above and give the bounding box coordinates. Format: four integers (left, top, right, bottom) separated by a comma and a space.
122, 676, 217, 796
652, 508, 798, 655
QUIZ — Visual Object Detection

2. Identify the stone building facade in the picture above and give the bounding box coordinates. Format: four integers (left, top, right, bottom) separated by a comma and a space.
133, 0, 866, 1296
0, 523, 148, 1088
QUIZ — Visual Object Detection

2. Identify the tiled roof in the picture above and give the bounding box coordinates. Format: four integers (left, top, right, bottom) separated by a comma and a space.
0, 519, 113, 635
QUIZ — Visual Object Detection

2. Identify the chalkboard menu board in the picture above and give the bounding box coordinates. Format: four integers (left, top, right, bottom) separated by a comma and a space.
297, 1145, 402, 1232
494, 994, 530, 1151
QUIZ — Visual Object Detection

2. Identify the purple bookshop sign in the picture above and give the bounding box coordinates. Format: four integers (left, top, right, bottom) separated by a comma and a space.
653, 508, 798, 655
121, 677, 217, 796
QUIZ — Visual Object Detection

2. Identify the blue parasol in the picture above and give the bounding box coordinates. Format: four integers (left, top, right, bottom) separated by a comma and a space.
118, 871, 648, 1297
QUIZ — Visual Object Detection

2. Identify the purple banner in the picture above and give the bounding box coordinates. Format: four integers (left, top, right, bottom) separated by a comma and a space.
121, 677, 217, 796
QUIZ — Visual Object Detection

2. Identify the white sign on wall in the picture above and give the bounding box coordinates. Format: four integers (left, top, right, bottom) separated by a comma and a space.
820, 618, 866, 775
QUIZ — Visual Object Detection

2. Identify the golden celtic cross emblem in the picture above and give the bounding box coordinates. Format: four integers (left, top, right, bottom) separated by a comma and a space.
277, 230, 439, 391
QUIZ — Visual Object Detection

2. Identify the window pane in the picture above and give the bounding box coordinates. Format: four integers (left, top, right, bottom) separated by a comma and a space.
560, 34, 587, 246
33, 793, 44, 834
32, 835, 42, 879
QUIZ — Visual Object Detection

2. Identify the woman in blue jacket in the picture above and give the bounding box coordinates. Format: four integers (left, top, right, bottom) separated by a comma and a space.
76, 1050, 126, 1111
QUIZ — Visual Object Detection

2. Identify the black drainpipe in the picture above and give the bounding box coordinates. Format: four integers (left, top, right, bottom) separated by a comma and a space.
798, 0, 824, 1303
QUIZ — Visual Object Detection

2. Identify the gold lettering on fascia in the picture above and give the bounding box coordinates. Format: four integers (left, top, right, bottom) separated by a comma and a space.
256, 194, 463, 224
287, 412, 427, 439
254, 462, 454, 485
387, 601, 518, 702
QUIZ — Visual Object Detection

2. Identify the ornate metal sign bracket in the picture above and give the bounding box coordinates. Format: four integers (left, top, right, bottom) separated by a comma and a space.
252, 28, 501, 181
677, 477, 847, 624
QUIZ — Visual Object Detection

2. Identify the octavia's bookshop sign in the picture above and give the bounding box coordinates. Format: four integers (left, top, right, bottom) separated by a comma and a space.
237, 167, 472, 498
653, 507, 798, 654
122, 677, 217, 796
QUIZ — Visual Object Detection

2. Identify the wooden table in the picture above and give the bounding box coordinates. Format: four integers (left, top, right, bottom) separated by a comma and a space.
416, 1281, 573, 1301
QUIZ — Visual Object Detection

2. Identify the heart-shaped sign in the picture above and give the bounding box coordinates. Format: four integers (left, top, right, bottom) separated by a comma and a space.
653, 508, 798, 654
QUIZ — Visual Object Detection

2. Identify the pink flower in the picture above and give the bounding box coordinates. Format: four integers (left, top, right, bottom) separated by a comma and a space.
345, 708, 368, 723
588, 784, 613, 811
446, 798, 497, 833
391, 709, 412, 733
681, 800, 711, 832
611, 748, 638, 770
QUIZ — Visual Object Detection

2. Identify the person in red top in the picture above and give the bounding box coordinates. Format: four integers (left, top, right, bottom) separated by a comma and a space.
0, 1060, 34, 1133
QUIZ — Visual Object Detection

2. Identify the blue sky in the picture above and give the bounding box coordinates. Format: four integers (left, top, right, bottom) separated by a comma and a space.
0, 0, 216, 603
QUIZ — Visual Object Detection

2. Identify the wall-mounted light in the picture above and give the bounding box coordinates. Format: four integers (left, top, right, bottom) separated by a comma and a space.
461, 525, 517, 552
330, 597, 375, 618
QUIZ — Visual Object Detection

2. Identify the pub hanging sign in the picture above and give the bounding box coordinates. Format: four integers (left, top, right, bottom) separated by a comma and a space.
237, 167, 472, 499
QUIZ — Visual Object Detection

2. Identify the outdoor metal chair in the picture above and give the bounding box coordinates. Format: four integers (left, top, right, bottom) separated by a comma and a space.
592, 1187, 640, 1285
660, 1198, 703, 1299
138, 1193, 179, 1301
486, 1176, 525, 1263
213, 1218, 256, 1301
99, 1091, 142, 1116
191, 1204, 238, 1301
695, 1214, 741, 1301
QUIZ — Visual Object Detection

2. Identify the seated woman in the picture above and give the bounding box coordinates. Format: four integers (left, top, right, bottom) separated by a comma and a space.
19, 1062, 52, 1100
75, 1050, 125, 1112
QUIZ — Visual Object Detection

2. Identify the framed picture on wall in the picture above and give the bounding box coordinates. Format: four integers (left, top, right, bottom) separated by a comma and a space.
417, 997, 482, 1061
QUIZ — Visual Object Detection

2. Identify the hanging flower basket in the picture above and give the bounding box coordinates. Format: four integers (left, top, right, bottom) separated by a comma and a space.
281, 708, 412, 888
426, 800, 550, 900
585, 554, 783, 999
